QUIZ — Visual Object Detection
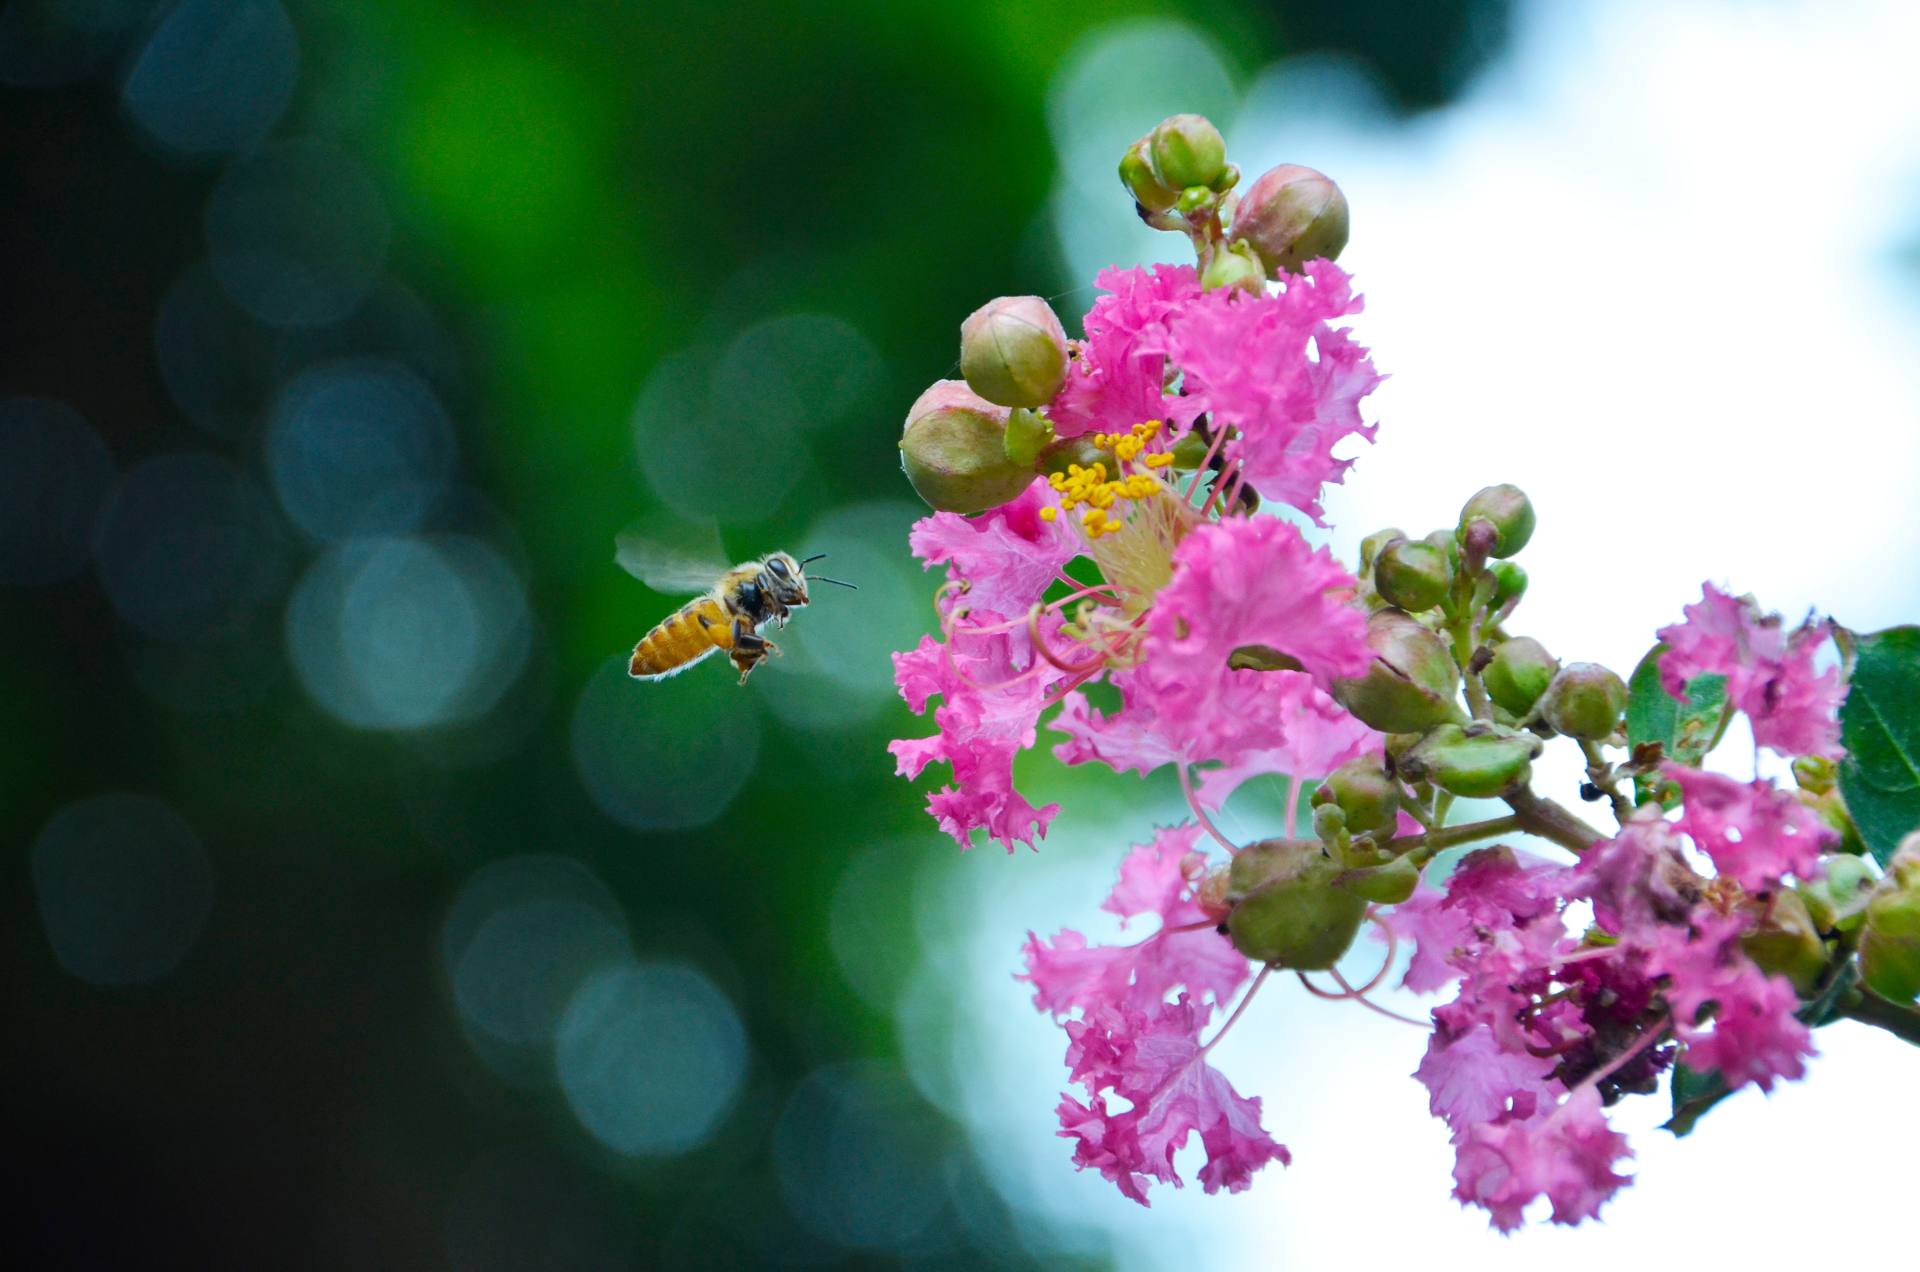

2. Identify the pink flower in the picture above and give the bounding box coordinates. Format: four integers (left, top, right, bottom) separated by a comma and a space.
1050, 264, 1202, 440
1644, 916, 1814, 1093
1415, 1024, 1559, 1134
1665, 764, 1832, 891
1022, 824, 1248, 1016
1382, 884, 1471, 993
1451, 1087, 1633, 1232
1057, 997, 1288, 1204
889, 612, 1065, 851
1128, 518, 1372, 768
1053, 666, 1378, 810
1678, 967, 1812, 1091
908, 478, 1079, 617
1657, 584, 1844, 758
1571, 813, 1695, 933
1167, 259, 1382, 525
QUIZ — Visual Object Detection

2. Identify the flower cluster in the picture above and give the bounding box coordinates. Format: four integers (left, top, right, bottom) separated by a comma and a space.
885, 112, 1907, 1230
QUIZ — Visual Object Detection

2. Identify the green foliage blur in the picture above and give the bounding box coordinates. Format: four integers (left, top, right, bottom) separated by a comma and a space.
0, 0, 1503, 1264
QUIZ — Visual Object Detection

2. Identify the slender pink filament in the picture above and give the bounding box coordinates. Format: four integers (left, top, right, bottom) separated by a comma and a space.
1200, 964, 1272, 1055
1178, 765, 1239, 855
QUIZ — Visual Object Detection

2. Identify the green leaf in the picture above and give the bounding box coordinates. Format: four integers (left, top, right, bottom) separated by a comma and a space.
1663, 1062, 1728, 1137
1663, 962, 1860, 1137
1626, 645, 1727, 804
1839, 626, 1920, 866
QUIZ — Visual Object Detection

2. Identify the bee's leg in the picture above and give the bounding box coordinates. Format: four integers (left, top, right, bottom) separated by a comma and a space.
731, 618, 771, 683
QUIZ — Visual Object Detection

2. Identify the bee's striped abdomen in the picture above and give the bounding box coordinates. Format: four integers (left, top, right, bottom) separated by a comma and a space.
629, 595, 732, 679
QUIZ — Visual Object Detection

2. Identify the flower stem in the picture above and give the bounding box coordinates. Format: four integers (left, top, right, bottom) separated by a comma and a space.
1578, 739, 1634, 825
1502, 787, 1604, 853
1389, 813, 1525, 864
1842, 990, 1920, 1046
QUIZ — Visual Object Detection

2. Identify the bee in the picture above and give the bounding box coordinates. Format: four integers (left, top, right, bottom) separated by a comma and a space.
617, 535, 856, 684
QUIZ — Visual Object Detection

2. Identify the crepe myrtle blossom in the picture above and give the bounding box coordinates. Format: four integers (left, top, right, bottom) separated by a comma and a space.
880, 111, 1908, 1227
1657, 583, 1845, 759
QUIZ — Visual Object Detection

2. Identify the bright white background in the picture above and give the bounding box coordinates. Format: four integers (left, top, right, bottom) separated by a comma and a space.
887, 0, 1920, 1262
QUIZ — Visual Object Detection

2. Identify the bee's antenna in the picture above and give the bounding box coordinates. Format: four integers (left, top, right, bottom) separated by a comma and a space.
799, 552, 829, 566
811, 575, 858, 590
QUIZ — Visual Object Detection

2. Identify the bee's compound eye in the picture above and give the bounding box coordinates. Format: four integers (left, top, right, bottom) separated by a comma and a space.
768, 557, 790, 578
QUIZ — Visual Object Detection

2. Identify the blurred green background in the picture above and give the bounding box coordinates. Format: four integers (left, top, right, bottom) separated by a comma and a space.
0, 1, 1506, 1266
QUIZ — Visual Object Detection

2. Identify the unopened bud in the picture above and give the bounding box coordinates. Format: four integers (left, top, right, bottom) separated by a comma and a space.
1539, 662, 1628, 739
1798, 855, 1876, 933
1483, 637, 1559, 717
1458, 484, 1536, 558
1400, 723, 1540, 798
1861, 835, 1920, 1003
899, 380, 1033, 514
1148, 114, 1227, 191
1337, 853, 1420, 905
1169, 432, 1211, 469
1739, 889, 1827, 995
1002, 406, 1052, 467
1230, 163, 1350, 277
1200, 239, 1266, 294
1332, 609, 1464, 734
1792, 755, 1838, 795
1489, 561, 1528, 612
1225, 839, 1367, 969
1311, 801, 1348, 846
1359, 527, 1407, 575
1313, 756, 1401, 836
1374, 539, 1452, 612
1037, 435, 1104, 477
1119, 136, 1180, 213
1197, 864, 1232, 920
960, 295, 1069, 409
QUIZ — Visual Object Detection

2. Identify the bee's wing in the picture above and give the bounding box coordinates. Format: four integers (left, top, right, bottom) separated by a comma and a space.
614, 515, 733, 593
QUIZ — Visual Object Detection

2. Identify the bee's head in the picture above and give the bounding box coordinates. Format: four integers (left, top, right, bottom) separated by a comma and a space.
764, 552, 809, 606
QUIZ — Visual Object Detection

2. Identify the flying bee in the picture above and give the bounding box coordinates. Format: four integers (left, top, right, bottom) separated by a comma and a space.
617, 534, 856, 684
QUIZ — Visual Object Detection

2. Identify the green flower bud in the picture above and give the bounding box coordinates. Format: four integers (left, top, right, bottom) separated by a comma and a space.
1490, 561, 1528, 612
1483, 637, 1559, 717
1804, 788, 1869, 857
1332, 609, 1464, 734
1739, 889, 1827, 995
1374, 539, 1452, 612
899, 380, 1033, 514
1539, 662, 1628, 739
1118, 136, 1180, 213
960, 295, 1069, 409
1400, 723, 1540, 798
1174, 185, 1214, 217
1169, 432, 1211, 469
1337, 853, 1420, 905
1036, 434, 1104, 477
1200, 239, 1266, 294
1002, 406, 1052, 467
1312, 756, 1401, 836
1422, 528, 1461, 566
1358, 527, 1407, 575
1792, 755, 1837, 795
1148, 113, 1227, 191
1861, 836, 1920, 1003
1311, 801, 1348, 846
1229, 163, 1350, 277
1798, 855, 1876, 933
1458, 484, 1536, 558
1225, 839, 1367, 969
